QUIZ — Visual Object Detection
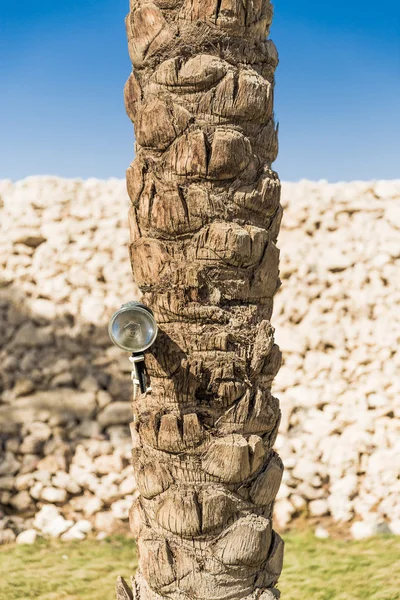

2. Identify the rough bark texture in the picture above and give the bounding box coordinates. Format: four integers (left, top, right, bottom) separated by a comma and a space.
119, 1, 283, 599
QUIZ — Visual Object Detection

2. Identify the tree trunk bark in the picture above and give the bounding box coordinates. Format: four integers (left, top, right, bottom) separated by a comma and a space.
119, 1, 283, 599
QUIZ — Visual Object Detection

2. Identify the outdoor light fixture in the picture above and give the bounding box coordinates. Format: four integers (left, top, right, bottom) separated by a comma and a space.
108, 301, 158, 396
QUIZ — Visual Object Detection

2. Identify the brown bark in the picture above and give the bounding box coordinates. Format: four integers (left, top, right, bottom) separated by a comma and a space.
119, 1, 283, 599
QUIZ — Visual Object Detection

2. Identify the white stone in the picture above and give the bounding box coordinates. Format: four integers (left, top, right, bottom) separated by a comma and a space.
28, 421, 52, 441
94, 511, 118, 534
14, 473, 35, 491
350, 521, 375, 540
33, 505, 73, 537
92, 481, 121, 504
10, 491, 33, 512
276, 327, 306, 355
320, 248, 354, 272
309, 499, 329, 517
292, 459, 322, 482
0, 529, 17, 544
0, 476, 15, 491
40, 487, 68, 503
290, 494, 307, 511
16, 529, 38, 545
315, 526, 330, 539
61, 520, 92, 541
30, 482, 44, 501
52, 472, 81, 495
0, 452, 20, 476
274, 499, 295, 529
93, 454, 123, 476
111, 499, 131, 520
98, 402, 132, 428
119, 476, 137, 496
386, 204, 400, 229
83, 496, 103, 517
389, 519, 400, 536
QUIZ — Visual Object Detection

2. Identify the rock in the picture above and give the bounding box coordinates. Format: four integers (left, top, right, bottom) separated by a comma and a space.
119, 476, 137, 496
52, 472, 81, 495
33, 505, 73, 537
13, 378, 35, 398
292, 459, 323, 482
350, 521, 375, 540
107, 427, 132, 447
16, 529, 38, 545
315, 526, 330, 539
389, 520, 400, 536
83, 496, 103, 517
30, 298, 57, 320
0, 492, 12, 505
309, 499, 329, 517
81, 296, 105, 324
0, 529, 16, 545
0, 390, 97, 431
92, 481, 121, 505
19, 435, 44, 455
98, 402, 132, 428
79, 375, 99, 392
0, 476, 15, 491
19, 454, 40, 474
72, 445, 94, 470
37, 455, 67, 474
30, 482, 44, 500
61, 520, 92, 541
93, 454, 123, 476
349, 519, 390, 540
0, 452, 20, 476
111, 499, 131, 520
33, 470, 51, 484
28, 421, 52, 441
11, 230, 46, 248
75, 419, 101, 439
97, 390, 113, 409
295, 481, 325, 501
5, 438, 20, 454
290, 494, 307, 511
94, 511, 118, 534
12, 322, 53, 347
321, 248, 354, 272
10, 491, 34, 512
386, 204, 400, 229
40, 487, 68, 503
51, 372, 75, 387
274, 499, 295, 529
276, 327, 306, 355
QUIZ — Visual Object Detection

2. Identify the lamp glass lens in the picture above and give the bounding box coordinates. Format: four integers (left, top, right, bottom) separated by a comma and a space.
109, 306, 157, 352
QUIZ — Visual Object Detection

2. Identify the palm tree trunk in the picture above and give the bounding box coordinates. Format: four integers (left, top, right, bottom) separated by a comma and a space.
119, 1, 283, 599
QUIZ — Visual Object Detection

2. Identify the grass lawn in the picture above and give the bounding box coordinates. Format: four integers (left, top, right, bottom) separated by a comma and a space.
1, 533, 399, 600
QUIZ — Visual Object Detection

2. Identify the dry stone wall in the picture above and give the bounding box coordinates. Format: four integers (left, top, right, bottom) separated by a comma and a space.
0, 176, 399, 543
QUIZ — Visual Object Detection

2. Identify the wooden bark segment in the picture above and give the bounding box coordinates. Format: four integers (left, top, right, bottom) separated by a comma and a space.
116, 577, 134, 600
212, 516, 272, 567
250, 453, 284, 506
121, 0, 284, 598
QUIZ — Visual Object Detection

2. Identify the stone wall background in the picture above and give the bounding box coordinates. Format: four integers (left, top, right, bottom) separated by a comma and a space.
0, 177, 399, 543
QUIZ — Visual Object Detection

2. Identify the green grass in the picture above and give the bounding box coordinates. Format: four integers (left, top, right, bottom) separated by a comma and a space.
1, 533, 399, 600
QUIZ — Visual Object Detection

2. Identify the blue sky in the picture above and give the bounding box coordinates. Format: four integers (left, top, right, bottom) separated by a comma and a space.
1, 0, 399, 182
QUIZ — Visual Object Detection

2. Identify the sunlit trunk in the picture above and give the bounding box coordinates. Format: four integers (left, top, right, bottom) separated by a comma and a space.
118, 1, 284, 598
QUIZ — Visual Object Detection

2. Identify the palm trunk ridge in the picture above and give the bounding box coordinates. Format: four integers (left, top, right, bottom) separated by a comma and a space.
119, 2, 284, 598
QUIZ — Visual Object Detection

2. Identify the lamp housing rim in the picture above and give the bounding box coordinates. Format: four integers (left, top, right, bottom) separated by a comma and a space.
108, 302, 158, 353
